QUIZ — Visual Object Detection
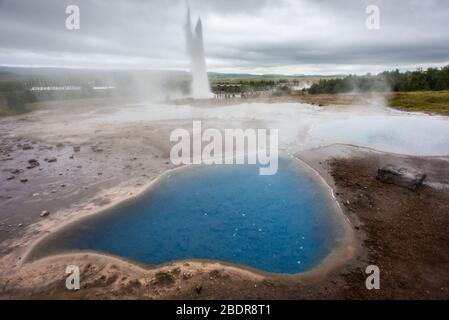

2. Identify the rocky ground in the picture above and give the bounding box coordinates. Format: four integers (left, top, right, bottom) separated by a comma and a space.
1, 100, 449, 299
0, 112, 175, 250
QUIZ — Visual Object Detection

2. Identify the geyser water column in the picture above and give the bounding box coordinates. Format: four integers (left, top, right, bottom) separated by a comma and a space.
185, 7, 213, 99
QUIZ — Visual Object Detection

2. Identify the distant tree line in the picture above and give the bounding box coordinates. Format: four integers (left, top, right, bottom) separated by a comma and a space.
0, 82, 107, 113
0, 76, 118, 113
308, 65, 449, 94
211, 80, 281, 94
0, 81, 36, 113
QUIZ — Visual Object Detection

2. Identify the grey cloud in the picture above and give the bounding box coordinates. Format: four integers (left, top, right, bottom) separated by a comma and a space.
0, 0, 448, 74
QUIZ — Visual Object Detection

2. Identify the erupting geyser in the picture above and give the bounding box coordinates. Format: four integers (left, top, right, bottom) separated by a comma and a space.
185, 7, 213, 99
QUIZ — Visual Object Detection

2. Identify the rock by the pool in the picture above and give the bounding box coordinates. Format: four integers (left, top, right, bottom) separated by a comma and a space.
377, 166, 426, 190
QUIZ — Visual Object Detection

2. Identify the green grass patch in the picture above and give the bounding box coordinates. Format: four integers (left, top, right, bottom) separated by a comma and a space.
389, 91, 449, 115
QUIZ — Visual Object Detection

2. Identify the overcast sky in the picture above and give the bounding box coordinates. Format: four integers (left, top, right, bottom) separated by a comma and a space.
1, 0, 448, 74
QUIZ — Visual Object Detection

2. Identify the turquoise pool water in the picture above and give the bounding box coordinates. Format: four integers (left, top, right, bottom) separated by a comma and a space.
35, 158, 344, 274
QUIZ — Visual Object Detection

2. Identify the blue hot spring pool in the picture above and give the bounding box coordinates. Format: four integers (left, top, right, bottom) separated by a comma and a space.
32, 158, 346, 274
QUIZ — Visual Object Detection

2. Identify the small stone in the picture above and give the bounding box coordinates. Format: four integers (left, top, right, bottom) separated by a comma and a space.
6, 175, 15, 181
73, 146, 81, 152
91, 145, 104, 152
181, 272, 192, 280
40, 210, 50, 217
20, 178, 28, 183
27, 159, 40, 169
194, 285, 202, 295
263, 280, 275, 287
45, 157, 57, 163
22, 144, 33, 150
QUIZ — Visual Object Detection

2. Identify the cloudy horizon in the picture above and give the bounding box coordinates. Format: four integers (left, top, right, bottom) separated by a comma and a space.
1, 0, 449, 75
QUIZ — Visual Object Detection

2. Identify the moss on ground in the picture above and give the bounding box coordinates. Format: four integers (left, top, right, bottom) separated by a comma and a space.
388, 91, 449, 115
